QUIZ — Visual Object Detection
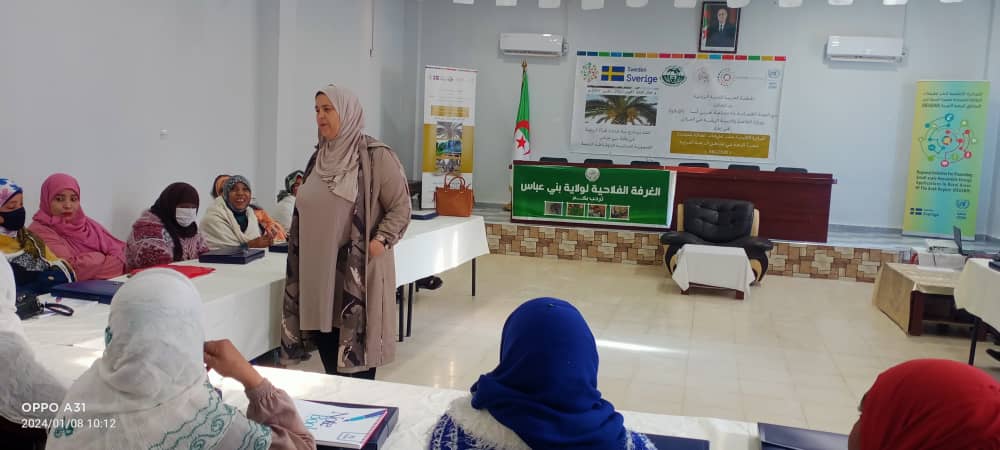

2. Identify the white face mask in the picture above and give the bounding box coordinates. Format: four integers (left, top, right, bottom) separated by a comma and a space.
175, 208, 198, 227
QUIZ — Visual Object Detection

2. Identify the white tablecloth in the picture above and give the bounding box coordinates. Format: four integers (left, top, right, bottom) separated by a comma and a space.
27, 346, 759, 450
911, 247, 967, 270
672, 245, 755, 298
394, 215, 490, 286
955, 258, 1000, 327
22, 216, 490, 360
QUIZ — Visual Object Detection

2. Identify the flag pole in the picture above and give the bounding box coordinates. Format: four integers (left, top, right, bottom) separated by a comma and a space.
505, 59, 529, 212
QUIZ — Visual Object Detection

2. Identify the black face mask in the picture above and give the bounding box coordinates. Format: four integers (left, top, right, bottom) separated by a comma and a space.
0, 207, 26, 231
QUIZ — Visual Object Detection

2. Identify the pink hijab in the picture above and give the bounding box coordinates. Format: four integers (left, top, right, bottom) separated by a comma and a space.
32, 174, 125, 261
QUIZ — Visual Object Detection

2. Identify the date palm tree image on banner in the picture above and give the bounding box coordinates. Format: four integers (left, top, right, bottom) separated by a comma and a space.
584, 95, 658, 126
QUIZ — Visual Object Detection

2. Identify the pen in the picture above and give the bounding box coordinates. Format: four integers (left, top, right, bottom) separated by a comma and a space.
344, 411, 385, 422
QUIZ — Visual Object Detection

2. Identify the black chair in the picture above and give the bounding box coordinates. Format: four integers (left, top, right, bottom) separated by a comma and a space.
631, 161, 660, 167
584, 158, 614, 165
660, 198, 774, 283
775, 167, 807, 173
679, 162, 710, 168
539, 157, 569, 163
728, 164, 760, 171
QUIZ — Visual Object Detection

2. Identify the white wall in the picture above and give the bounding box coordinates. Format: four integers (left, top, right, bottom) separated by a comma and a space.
3, 0, 261, 237
409, 0, 997, 231
263, 0, 409, 212
987, 2, 1000, 239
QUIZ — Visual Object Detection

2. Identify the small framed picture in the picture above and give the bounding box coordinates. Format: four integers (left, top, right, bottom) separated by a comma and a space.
699, 1, 740, 54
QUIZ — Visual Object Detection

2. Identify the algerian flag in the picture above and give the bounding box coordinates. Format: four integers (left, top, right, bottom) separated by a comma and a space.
513, 65, 530, 163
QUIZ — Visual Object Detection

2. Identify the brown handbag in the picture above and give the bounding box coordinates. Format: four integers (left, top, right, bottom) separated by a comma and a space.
434, 174, 474, 217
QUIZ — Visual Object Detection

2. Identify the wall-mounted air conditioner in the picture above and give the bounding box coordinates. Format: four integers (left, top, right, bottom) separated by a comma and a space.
499, 33, 566, 57
826, 36, 904, 63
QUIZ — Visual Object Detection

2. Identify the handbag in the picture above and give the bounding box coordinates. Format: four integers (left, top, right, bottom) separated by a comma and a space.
434, 174, 474, 217
15, 290, 75, 320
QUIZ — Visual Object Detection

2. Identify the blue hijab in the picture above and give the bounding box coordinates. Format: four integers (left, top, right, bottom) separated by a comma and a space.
470, 298, 627, 450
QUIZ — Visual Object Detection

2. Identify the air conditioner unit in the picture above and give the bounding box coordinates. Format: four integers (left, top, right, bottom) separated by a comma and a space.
499, 33, 566, 57
826, 36, 904, 63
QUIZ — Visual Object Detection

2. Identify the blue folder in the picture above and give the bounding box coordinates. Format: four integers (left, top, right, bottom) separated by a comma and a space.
49, 280, 124, 304
759, 422, 848, 450
647, 434, 710, 449
199, 247, 265, 264
269, 243, 289, 253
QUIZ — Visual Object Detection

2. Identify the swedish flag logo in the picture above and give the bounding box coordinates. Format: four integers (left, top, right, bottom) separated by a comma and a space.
601, 65, 625, 81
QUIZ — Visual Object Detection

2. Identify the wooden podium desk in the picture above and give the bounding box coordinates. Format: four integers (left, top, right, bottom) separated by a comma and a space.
512, 161, 837, 242
667, 166, 836, 243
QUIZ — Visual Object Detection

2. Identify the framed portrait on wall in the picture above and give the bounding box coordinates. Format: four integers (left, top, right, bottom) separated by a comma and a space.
699, 1, 741, 53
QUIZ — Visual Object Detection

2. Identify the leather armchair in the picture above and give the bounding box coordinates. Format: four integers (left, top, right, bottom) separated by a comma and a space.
660, 198, 774, 283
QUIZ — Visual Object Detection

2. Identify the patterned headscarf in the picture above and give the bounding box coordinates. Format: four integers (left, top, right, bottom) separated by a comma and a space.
276, 170, 304, 202
0, 179, 24, 237
47, 269, 271, 449
221, 175, 252, 214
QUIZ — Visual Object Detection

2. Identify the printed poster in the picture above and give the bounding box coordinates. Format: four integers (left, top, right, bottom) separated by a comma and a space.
570, 51, 786, 161
421, 66, 477, 209
902, 80, 990, 238
512, 164, 676, 229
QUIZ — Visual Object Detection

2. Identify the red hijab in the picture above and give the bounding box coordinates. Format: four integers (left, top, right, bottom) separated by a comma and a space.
32, 173, 125, 261
860, 359, 1000, 450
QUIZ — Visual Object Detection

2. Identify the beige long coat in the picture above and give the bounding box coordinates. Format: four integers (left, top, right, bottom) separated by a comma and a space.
283, 136, 410, 368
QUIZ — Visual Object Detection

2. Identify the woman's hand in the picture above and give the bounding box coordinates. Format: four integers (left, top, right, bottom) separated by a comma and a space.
369, 239, 386, 258
204, 339, 264, 389
247, 234, 273, 248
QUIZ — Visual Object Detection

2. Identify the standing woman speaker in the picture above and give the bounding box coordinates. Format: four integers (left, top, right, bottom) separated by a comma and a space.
281, 85, 411, 379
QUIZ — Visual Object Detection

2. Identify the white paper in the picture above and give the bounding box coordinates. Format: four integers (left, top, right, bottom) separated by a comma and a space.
295, 399, 388, 449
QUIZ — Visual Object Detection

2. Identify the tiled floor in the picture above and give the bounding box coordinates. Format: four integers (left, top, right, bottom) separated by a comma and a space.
292, 253, 1000, 434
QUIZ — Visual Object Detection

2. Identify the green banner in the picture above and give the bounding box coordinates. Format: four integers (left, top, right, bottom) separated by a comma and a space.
512, 164, 675, 229
902, 81, 990, 237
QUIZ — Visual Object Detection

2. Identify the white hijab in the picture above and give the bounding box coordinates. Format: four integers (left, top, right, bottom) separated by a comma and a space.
47, 269, 271, 449
0, 257, 67, 422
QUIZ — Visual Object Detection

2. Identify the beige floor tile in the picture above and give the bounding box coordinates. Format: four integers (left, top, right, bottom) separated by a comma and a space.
283, 254, 981, 425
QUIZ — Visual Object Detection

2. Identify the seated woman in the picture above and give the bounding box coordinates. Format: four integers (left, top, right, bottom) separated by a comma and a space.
273, 170, 304, 231
47, 268, 316, 450
126, 182, 210, 271
0, 258, 68, 450
212, 174, 286, 241
847, 359, 1000, 450
0, 178, 74, 294
28, 173, 125, 281
201, 175, 274, 249
429, 297, 657, 450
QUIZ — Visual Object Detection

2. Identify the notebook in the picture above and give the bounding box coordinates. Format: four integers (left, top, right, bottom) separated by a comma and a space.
294, 399, 398, 450
758, 422, 848, 450
198, 247, 265, 264
49, 280, 124, 304
645, 433, 709, 449
411, 210, 438, 220
269, 242, 289, 253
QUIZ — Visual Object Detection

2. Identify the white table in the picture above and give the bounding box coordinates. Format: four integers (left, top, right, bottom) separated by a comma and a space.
672, 245, 755, 300
954, 258, 1000, 364
23, 216, 490, 358
28, 346, 760, 450
910, 246, 967, 270
394, 215, 490, 340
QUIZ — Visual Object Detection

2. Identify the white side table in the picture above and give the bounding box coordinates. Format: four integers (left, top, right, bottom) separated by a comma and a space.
672, 244, 755, 300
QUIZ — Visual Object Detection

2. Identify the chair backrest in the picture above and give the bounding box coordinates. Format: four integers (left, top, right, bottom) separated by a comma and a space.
539, 157, 569, 163
682, 198, 756, 243
728, 164, 760, 171
679, 162, 710, 168
584, 158, 614, 165
631, 160, 660, 167
775, 167, 807, 173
